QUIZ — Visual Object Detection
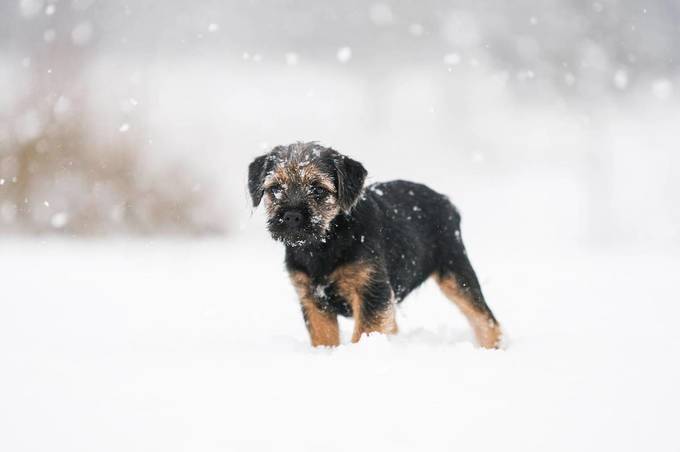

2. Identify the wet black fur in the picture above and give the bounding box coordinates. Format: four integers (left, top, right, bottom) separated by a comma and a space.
248, 143, 496, 327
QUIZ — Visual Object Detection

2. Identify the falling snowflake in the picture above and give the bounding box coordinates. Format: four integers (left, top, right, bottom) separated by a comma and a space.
336, 47, 352, 63
443, 53, 461, 66
285, 52, 299, 66
71, 22, 93, 46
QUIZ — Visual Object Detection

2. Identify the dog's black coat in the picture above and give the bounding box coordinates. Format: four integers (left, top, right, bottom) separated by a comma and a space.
249, 143, 495, 327
286, 180, 491, 318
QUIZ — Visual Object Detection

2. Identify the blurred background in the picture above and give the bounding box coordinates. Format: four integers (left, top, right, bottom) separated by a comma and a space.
1, 0, 678, 250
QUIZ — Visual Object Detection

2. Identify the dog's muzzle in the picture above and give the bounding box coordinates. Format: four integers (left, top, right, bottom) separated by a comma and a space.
281, 210, 303, 230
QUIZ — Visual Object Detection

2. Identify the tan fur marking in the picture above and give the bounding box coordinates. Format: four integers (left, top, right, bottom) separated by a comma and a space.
265, 163, 336, 194
312, 175, 336, 193
435, 274, 502, 349
331, 263, 398, 343
290, 271, 339, 347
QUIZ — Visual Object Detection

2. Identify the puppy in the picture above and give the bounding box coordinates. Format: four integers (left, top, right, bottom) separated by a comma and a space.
248, 142, 502, 348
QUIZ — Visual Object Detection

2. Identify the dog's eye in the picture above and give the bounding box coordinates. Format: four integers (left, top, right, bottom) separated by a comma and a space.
268, 185, 283, 199
310, 186, 327, 198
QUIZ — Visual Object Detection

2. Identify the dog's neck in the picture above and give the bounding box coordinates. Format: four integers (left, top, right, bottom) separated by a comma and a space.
285, 213, 358, 278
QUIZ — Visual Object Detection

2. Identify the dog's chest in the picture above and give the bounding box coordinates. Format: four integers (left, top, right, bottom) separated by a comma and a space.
311, 279, 353, 317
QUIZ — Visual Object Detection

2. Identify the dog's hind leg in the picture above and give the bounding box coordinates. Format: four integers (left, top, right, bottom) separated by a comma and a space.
434, 239, 502, 349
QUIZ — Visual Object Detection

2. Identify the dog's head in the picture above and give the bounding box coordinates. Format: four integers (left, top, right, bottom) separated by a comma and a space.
248, 142, 367, 247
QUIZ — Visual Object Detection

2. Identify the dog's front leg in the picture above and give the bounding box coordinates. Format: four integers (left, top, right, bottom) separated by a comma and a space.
300, 301, 340, 347
349, 286, 398, 343
330, 262, 398, 343
289, 271, 340, 347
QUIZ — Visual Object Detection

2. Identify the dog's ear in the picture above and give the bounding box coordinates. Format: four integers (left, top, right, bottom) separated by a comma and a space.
248, 153, 271, 207
333, 155, 367, 212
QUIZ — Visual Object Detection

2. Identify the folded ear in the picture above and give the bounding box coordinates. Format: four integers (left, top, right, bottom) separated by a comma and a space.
334, 155, 367, 212
248, 154, 272, 207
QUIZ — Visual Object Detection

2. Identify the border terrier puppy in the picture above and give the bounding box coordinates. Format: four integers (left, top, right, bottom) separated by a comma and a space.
248, 142, 502, 348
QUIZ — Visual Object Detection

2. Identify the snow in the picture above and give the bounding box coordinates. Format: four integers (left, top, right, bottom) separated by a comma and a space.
651, 79, 673, 100
443, 52, 461, 66
408, 23, 424, 37
0, 202, 17, 223
442, 11, 481, 49
43, 29, 56, 43
71, 22, 93, 46
0, 237, 677, 452
14, 109, 43, 143
284, 52, 299, 66
369, 3, 394, 27
336, 46, 352, 63
614, 69, 629, 90
71, 0, 95, 11
19, 0, 44, 18
50, 212, 69, 228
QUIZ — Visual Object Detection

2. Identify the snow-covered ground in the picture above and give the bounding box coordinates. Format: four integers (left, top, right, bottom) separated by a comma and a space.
1, 235, 678, 451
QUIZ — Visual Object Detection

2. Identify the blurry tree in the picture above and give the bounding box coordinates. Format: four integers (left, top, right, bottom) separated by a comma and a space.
0, 0, 226, 234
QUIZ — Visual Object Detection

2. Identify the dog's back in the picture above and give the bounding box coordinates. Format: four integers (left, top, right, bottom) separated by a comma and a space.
359, 180, 461, 301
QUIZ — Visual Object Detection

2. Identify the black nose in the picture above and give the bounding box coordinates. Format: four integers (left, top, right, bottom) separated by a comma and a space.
282, 210, 303, 229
